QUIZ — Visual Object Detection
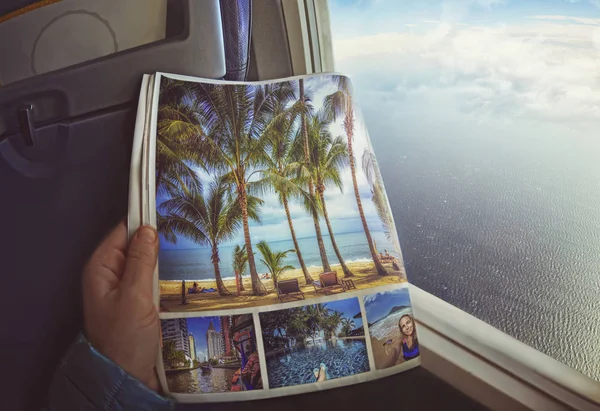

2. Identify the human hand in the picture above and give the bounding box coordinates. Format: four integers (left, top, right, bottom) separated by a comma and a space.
82, 222, 160, 391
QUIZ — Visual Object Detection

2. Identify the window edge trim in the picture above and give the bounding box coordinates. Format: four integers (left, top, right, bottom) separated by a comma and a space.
410, 284, 600, 410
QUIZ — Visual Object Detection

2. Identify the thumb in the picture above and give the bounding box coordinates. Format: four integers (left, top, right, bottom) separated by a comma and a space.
122, 226, 158, 294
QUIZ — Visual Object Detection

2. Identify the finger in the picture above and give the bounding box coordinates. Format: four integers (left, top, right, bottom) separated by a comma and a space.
84, 221, 128, 292
122, 226, 158, 295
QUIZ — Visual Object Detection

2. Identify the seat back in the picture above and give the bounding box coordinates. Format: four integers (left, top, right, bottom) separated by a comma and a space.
0, 2, 234, 409
278, 278, 299, 294
319, 271, 339, 287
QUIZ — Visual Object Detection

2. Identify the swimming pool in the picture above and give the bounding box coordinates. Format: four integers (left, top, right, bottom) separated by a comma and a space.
266, 339, 370, 388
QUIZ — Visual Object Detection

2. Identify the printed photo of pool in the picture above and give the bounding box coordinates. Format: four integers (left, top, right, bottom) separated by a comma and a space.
266, 339, 370, 388
260, 298, 371, 389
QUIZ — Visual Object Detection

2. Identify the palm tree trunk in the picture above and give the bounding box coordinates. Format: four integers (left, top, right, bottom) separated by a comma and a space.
240, 185, 267, 295
211, 244, 231, 296
317, 188, 354, 277
300, 78, 331, 272
345, 110, 387, 275
236, 271, 245, 292
282, 193, 312, 284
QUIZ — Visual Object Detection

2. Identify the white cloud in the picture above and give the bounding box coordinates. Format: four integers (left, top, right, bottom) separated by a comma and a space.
333, 18, 600, 122
405, 24, 417, 27
530, 15, 600, 25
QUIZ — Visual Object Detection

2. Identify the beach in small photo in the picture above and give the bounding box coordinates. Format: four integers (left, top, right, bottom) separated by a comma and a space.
363, 287, 420, 370
259, 298, 369, 388
161, 315, 262, 394
156, 74, 406, 313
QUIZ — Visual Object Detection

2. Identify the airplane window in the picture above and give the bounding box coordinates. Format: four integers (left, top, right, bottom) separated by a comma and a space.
329, 0, 600, 381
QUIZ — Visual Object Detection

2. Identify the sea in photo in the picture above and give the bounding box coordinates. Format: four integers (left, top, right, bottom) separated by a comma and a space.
155, 74, 407, 313
260, 298, 370, 388
161, 315, 262, 393
363, 288, 420, 369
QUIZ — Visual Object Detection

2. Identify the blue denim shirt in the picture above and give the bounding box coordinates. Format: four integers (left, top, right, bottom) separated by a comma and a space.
47, 334, 174, 410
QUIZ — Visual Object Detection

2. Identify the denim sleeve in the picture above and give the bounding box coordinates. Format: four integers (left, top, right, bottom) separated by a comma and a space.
47, 334, 174, 411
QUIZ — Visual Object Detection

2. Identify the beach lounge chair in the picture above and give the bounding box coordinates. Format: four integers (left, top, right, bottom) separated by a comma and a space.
312, 272, 347, 295
276, 279, 305, 302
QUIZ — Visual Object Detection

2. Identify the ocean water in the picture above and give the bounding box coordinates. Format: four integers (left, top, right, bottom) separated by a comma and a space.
166, 367, 235, 394
159, 231, 396, 282
266, 339, 370, 388
375, 128, 600, 381
369, 310, 413, 341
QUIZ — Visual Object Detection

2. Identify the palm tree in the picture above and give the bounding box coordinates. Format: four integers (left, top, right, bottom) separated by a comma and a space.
299, 78, 332, 272
322, 311, 343, 340
340, 317, 356, 337
261, 98, 313, 284
156, 79, 204, 196
232, 245, 248, 292
162, 339, 178, 368
307, 111, 354, 277
287, 308, 310, 345
256, 241, 295, 289
362, 149, 402, 254
158, 177, 261, 296
193, 82, 296, 295
304, 304, 329, 344
324, 76, 387, 275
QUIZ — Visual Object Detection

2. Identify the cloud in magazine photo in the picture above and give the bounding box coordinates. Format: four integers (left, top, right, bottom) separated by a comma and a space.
259, 298, 369, 388
155, 74, 407, 312
160, 314, 262, 394
363, 287, 420, 370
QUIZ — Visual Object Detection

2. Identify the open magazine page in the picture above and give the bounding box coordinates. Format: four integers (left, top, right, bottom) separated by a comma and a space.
148, 72, 420, 402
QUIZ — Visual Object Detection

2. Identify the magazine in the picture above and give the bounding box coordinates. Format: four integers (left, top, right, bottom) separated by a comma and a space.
129, 72, 420, 402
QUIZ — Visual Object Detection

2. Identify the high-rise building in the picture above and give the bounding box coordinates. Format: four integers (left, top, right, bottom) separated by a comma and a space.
161, 319, 191, 359
206, 320, 224, 360
188, 334, 197, 361
220, 316, 233, 357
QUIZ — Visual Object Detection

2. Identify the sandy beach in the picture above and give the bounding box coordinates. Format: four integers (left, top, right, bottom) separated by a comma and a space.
370, 336, 405, 370
159, 260, 406, 312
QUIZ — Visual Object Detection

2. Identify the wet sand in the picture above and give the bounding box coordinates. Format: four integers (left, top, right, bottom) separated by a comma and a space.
159, 261, 406, 312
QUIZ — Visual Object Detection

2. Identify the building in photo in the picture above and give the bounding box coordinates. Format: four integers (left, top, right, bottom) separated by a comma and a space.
206, 320, 224, 360
220, 316, 233, 357
161, 318, 191, 359
188, 334, 197, 361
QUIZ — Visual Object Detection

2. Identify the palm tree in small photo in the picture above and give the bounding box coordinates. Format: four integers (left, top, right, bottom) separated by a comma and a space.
232, 244, 248, 292
162, 339, 178, 368
340, 317, 356, 337
324, 76, 387, 275
304, 304, 327, 344
307, 110, 354, 277
158, 177, 262, 296
322, 310, 343, 340
256, 240, 295, 290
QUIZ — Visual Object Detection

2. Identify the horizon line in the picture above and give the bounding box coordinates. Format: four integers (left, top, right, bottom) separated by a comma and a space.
160, 229, 387, 251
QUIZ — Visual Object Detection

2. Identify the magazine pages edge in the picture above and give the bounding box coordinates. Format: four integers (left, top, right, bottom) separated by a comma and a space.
151, 72, 421, 402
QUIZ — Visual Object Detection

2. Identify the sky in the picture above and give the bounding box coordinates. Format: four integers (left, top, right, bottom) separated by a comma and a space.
364, 288, 413, 324
325, 298, 364, 330
158, 76, 388, 250
328, 0, 600, 129
187, 316, 220, 361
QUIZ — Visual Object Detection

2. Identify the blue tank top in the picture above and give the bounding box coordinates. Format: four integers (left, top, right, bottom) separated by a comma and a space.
402, 339, 420, 360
